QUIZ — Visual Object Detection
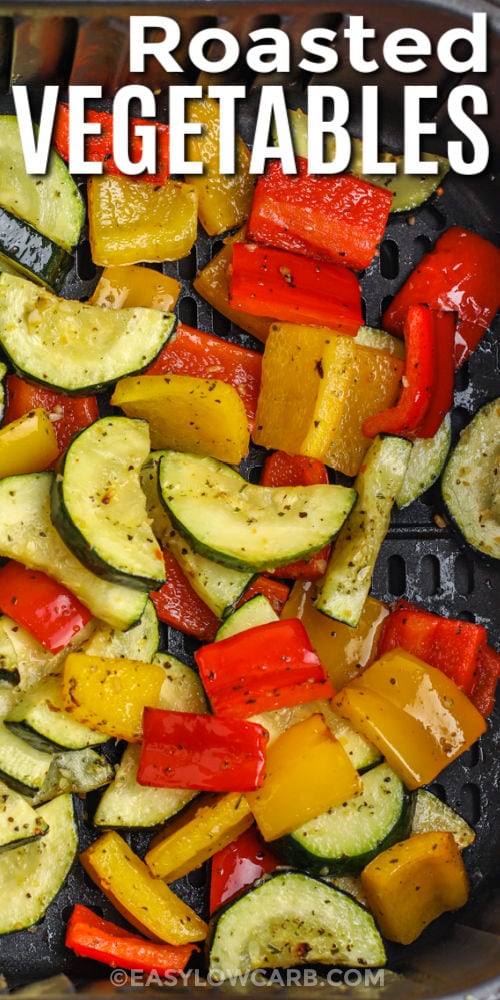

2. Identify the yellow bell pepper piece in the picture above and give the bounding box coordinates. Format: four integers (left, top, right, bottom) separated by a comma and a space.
0, 408, 59, 477
193, 229, 272, 343
253, 324, 404, 476
282, 584, 388, 690
361, 831, 469, 944
88, 175, 198, 266
146, 792, 253, 882
334, 649, 487, 789
62, 652, 166, 742
245, 713, 361, 841
80, 830, 208, 944
111, 373, 249, 464
90, 264, 181, 311
185, 96, 255, 236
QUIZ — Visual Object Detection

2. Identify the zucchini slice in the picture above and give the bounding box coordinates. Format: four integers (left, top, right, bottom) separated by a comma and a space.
0, 721, 51, 795
0, 204, 72, 291
215, 594, 278, 641
396, 414, 451, 509
80, 598, 160, 663
0, 360, 7, 422
142, 453, 253, 617
0, 778, 48, 851
0, 472, 147, 630
441, 398, 500, 559
158, 451, 356, 573
0, 115, 84, 251
315, 435, 412, 626
51, 417, 166, 591
0, 273, 175, 395
6, 673, 105, 750
0, 793, 77, 933
411, 789, 475, 850
0, 618, 20, 686
207, 871, 386, 980
93, 743, 196, 829
271, 763, 414, 876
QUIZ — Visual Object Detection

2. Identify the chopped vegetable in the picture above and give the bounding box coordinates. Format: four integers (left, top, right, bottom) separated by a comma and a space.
90, 264, 181, 311
66, 904, 196, 976
382, 227, 500, 368
195, 617, 334, 718
247, 157, 393, 270
138, 708, 269, 792
150, 549, 219, 642
3, 375, 99, 457
209, 825, 279, 913
360, 831, 469, 944
259, 451, 331, 578
0, 561, 92, 653
0, 408, 59, 477
229, 243, 363, 335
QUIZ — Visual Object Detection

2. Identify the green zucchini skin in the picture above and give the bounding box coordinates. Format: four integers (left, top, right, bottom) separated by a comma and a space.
158, 450, 356, 573
0, 793, 78, 933
51, 417, 166, 592
207, 871, 386, 980
0, 272, 176, 395
0, 204, 73, 291
441, 397, 500, 560
0, 721, 51, 795
270, 763, 414, 877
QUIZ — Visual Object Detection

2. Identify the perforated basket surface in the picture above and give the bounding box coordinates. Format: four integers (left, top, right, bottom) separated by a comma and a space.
0, 1, 499, 997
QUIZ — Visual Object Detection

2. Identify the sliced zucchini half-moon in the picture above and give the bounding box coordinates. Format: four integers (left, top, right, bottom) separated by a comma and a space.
207, 871, 386, 981
441, 397, 500, 560
52, 416, 166, 591
0, 793, 77, 933
0, 272, 175, 395
158, 450, 356, 573
0, 204, 73, 291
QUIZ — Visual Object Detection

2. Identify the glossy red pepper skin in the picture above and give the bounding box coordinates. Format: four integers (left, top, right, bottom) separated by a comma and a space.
260, 452, 331, 579
65, 904, 196, 975
470, 644, 500, 717
382, 227, 500, 368
362, 305, 435, 439
3, 375, 99, 459
247, 157, 393, 271
150, 550, 219, 643
0, 561, 92, 652
194, 617, 334, 718
238, 576, 290, 616
137, 709, 268, 793
229, 243, 363, 336
413, 311, 455, 438
144, 323, 262, 432
53, 104, 170, 184
209, 825, 279, 914
377, 600, 487, 697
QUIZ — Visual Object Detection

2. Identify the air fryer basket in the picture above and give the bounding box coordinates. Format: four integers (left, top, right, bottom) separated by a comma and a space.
0, 1, 499, 997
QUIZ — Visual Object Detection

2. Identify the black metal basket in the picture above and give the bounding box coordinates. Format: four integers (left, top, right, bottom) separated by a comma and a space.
0, 2, 499, 997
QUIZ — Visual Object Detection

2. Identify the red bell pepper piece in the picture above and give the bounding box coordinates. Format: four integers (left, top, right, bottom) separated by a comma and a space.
210, 825, 279, 914
138, 708, 268, 793
238, 575, 290, 616
53, 103, 170, 184
247, 157, 393, 271
0, 561, 92, 653
259, 452, 331, 579
470, 644, 500, 718
149, 550, 219, 643
382, 227, 500, 368
3, 375, 99, 458
143, 323, 262, 432
65, 903, 196, 975
362, 305, 435, 439
377, 600, 487, 697
229, 243, 363, 336
194, 617, 334, 718
413, 311, 455, 438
